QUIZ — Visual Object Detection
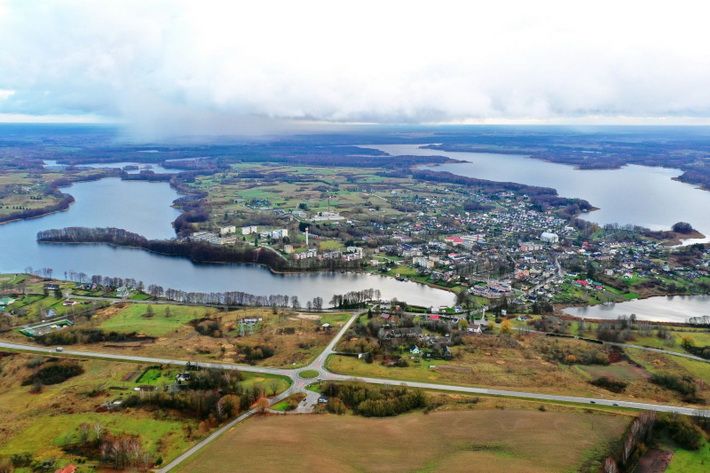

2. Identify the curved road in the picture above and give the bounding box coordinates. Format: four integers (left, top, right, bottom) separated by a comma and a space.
1, 316, 707, 418
2, 311, 709, 472
516, 328, 710, 363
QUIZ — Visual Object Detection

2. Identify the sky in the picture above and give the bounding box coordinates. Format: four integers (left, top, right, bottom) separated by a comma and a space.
2, 0, 710, 136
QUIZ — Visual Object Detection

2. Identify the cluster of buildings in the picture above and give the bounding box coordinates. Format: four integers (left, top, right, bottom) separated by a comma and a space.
292, 246, 363, 262
190, 225, 289, 246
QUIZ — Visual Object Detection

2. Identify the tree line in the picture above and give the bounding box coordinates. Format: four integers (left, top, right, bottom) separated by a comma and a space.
329, 289, 382, 308
322, 382, 428, 417
24, 266, 364, 310
37, 226, 291, 270
36, 226, 364, 271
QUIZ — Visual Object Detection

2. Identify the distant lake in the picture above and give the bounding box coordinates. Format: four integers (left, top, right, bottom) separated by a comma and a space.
0, 178, 454, 306
563, 295, 710, 323
44, 160, 177, 174
366, 144, 710, 244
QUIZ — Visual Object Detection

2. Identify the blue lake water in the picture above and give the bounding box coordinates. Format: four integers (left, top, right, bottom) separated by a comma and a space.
0, 177, 454, 306
368, 144, 710, 245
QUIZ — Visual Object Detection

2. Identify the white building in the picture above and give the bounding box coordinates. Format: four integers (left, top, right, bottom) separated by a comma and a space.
312, 211, 345, 222
220, 226, 236, 236
260, 228, 289, 240
191, 231, 221, 245
241, 225, 258, 235
540, 232, 559, 244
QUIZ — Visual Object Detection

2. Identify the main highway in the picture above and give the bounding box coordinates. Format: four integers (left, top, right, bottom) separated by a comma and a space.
1, 314, 707, 417
2, 312, 708, 472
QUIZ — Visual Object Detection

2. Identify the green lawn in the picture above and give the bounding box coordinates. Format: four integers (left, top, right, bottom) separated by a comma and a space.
270, 400, 292, 412
239, 373, 292, 395
391, 265, 419, 278
100, 304, 210, 336
299, 369, 319, 379
672, 356, 710, 382
666, 438, 710, 472
318, 239, 344, 251
319, 312, 352, 325
134, 366, 181, 385
0, 412, 193, 463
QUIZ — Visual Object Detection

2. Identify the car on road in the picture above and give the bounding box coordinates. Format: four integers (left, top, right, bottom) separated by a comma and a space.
55, 346, 64, 352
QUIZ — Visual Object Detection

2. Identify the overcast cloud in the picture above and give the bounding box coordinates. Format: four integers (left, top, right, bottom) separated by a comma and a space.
2, 0, 710, 135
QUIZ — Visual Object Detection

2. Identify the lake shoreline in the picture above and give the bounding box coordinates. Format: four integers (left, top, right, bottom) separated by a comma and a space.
35, 239, 454, 299
423, 143, 710, 193
559, 294, 710, 324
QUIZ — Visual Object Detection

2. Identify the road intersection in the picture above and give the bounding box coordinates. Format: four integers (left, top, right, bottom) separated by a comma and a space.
1, 311, 708, 471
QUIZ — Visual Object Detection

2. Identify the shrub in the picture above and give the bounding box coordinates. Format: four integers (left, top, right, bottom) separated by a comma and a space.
22, 362, 84, 386
322, 382, 427, 417
25, 357, 44, 369
681, 338, 710, 360
672, 222, 694, 234
195, 319, 222, 337
590, 377, 628, 393
36, 328, 153, 346
326, 397, 347, 415
30, 459, 56, 473
535, 339, 609, 365
9, 453, 32, 468
187, 368, 243, 391
235, 344, 275, 363
650, 373, 698, 400
656, 413, 704, 450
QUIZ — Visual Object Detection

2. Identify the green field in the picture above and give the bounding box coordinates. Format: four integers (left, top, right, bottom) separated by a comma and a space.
135, 366, 178, 385
239, 373, 292, 394
0, 412, 192, 462
135, 366, 291, 393
100, 303, 211, 336
176, 409, 629, 473
666, 438, 710, 472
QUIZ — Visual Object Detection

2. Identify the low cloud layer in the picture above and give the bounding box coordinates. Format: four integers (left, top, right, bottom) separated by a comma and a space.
2, 0, 710, 135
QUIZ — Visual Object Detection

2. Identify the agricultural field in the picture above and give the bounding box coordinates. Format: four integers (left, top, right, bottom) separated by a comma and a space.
186, 163, 454, 240
176, 406, 630, 473
329, 334, 708, 405
0, 172, 61, 219
0, 169, 108, 220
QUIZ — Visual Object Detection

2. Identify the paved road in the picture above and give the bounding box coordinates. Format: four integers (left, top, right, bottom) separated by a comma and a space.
2, 309, 709, 471
307, 311, 360, 371
0, 340, 293, 377
2, 325, 707, 418
516, 328, 709, 363
320, 373, 709, 416
604, 340, 709, 363
157, 388, 293, 473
